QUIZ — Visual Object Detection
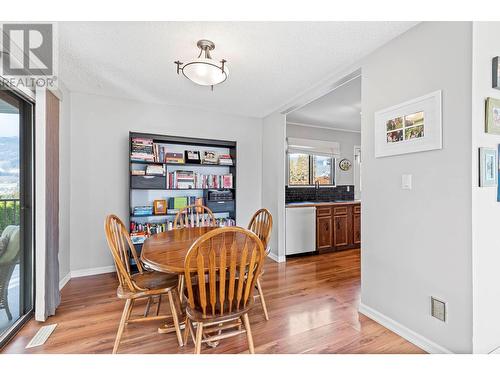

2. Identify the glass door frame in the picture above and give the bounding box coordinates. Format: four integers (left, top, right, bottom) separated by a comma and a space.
0, 84, 35, 348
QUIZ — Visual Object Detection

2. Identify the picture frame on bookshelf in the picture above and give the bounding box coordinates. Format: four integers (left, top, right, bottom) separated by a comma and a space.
153, 199, 167, 215
202, 150, 219, 164
185, 150, 201, 164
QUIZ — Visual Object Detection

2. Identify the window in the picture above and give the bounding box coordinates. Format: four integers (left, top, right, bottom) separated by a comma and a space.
288, 153, 335, 186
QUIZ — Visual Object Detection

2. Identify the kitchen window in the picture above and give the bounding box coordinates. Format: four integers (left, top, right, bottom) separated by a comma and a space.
288, 152, 335, 186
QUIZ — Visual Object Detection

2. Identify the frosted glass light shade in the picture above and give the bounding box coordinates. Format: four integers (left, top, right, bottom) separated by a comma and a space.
181, 58, 228, 86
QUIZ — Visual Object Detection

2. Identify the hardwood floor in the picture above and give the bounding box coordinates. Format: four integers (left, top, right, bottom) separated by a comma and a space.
1, 249, 424, 354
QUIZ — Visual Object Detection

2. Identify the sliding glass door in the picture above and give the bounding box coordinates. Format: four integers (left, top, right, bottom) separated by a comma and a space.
0, 88, 33, 347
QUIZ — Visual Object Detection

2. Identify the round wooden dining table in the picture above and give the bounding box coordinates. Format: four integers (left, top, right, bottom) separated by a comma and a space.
140, 226, 217, 274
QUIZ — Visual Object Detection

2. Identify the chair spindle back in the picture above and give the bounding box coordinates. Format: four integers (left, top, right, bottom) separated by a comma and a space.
104, 214, 144, 292
174, 204, 216, 229
247, 208, 273, 254
184, 227, 265, 318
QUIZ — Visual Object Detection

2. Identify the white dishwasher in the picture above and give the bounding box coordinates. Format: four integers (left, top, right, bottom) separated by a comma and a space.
285, 206, 316, 255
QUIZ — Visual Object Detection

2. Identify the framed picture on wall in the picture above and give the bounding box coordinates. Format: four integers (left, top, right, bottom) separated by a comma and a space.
479, 147, 497, 187
485, 97, 500, 135
374, 90, 442, 158
493, 57, 500, 90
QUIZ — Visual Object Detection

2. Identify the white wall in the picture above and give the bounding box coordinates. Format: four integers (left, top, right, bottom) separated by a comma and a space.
471, 22, 500, 354
69, 93, 263, 272
286, 123, 361, 186
262, 112, 286, 262
360, 22, 473, 353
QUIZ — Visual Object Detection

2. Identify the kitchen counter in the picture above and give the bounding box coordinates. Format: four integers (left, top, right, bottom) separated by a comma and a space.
285, 200, 361, 208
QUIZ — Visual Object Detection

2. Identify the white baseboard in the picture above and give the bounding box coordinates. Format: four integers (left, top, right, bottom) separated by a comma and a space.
267, 251, 286, 263
59, 272, 71, 290
70, 265, 116, 278
358, 302, 452, 354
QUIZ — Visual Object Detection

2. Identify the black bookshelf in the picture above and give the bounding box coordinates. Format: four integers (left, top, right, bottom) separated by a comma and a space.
128, 132, 237, 253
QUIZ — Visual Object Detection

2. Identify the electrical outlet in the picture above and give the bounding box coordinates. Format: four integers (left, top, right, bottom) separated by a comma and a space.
431, 297, 446, 322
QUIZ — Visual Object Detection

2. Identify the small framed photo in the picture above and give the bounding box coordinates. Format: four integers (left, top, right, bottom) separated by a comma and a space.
485, 97, 500, 135
185, 150, 201, 164
479, 148, 497, 187
153, 199, 167, 215
493, 57, 500, 90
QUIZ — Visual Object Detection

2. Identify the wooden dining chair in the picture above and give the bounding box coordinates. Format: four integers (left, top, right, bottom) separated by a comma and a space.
104, 214, 184, 353
183, 227, 265, 354
173, 204, 217, 296
174, 204, 216, 229
247, 208, 273, 321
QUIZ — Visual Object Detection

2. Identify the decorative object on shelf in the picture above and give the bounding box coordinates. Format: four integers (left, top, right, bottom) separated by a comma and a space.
493, 57, 500, 90
201, 150, 219, 165
338, 158, 352, 171
374, 90, 442, 158
479, 148, 497, 187
486, 97, 500, 135
174, 39, 228, 90
153, 199, 167, 215
185, 150, 201, 164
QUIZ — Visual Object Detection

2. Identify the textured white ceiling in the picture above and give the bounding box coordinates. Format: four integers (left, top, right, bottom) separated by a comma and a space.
58, 22, 417, 118
287, 76, 361, 131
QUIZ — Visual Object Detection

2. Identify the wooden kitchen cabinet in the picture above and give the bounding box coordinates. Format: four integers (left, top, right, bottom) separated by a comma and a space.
316, 207, 332, 250
316, 203, 361, 253
353, 205, 361, 245
316, 216, 333, 250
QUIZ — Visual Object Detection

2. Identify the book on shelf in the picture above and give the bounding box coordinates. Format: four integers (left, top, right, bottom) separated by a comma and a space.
165, 152, 185, 164
133, 206, 153, 216
130, 216, 234, 241
201, 151, 218, 164
167, 171, 233, 189
145, 164, 165, 176
218, 154, 233, 166
152, 143, 168, 163
131, 138, 155, 162
131, 169, 146, 176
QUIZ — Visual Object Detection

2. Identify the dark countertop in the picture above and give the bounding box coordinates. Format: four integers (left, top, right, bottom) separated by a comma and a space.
285, 200, 361, 208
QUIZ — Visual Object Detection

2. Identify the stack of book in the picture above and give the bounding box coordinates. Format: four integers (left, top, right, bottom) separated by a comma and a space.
131, 138, 154, 162
165, 152, 185, 164
145, 164, 165, 176
218, 154, 233, 166
167, 172, 233, 189
133, 206, 153, 216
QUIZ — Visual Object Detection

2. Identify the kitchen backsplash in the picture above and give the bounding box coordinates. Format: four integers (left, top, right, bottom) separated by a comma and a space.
285, 185, 355, 203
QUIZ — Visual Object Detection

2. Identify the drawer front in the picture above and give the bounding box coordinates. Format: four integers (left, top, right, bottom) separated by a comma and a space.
316, 207, 332, 217
206, 200, 235, 213
333, 206, 348, 215
131, 175, 166, 189
354, 205, 361, 214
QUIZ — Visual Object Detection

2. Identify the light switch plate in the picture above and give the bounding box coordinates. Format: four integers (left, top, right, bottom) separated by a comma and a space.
431, 297, 446, 322
401, 174, 412, 190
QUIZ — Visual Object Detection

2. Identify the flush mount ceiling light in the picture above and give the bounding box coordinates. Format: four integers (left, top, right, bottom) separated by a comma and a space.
175, 39, 228, 90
